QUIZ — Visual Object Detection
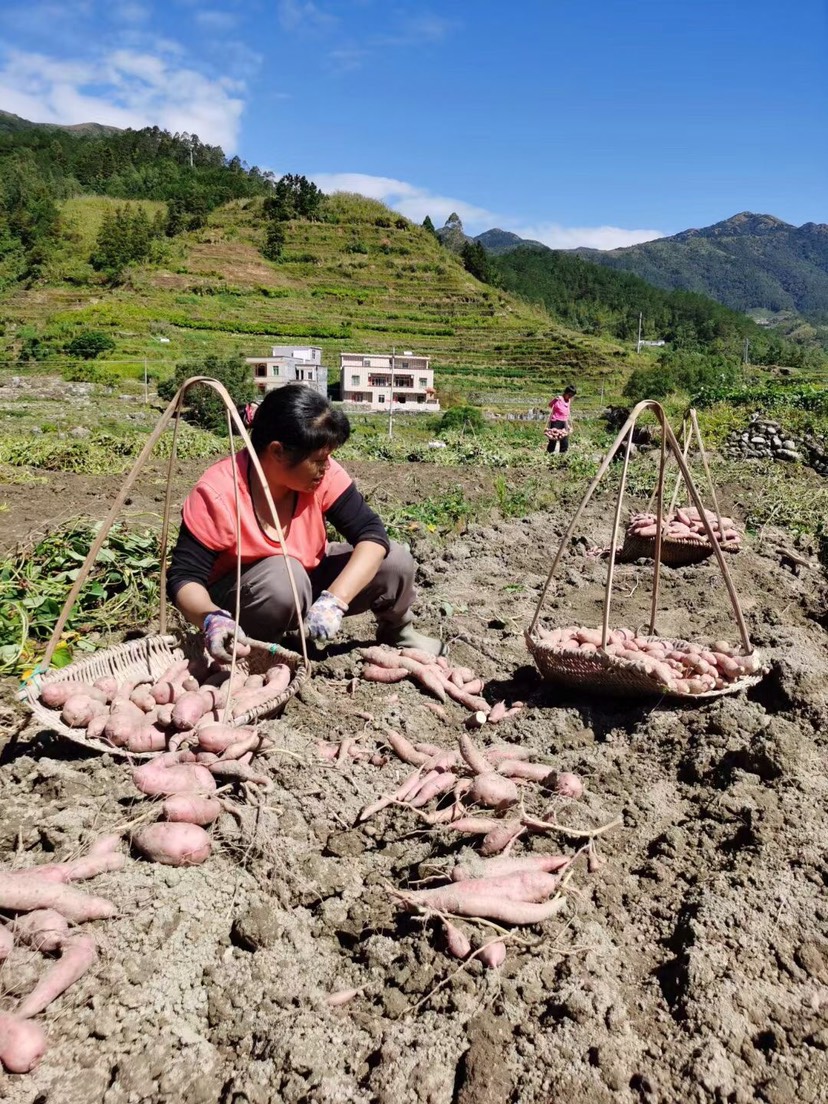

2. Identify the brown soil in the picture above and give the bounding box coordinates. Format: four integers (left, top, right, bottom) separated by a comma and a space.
1, 465, 827, 1104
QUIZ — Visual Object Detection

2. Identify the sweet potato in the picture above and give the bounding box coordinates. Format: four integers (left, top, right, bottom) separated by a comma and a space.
554, 772, 584, 799
132, 751, 216, 797
444, 816, 503, 835
452, 854, 570, 881
478, 940, 506, 968
487, 701, 508, 725
480, 820, 525, 856
398, 885, 567, 925
133, 822, 212, 866
448, 869, 561, 903
17, 933, 97, 1019
497, 759, 554, 783
385, 729, 428, 766
442, 920, 471, 959
0, 1014, 47, 1073
40, 681, 106, 709
408, 771, 457, 808
16, 852, 125, 885
61, 695, 108, 729
0, 873, 114, 923
0, 924, 12, 961
122, 725, 168, 753
195, 723, 257, 754
264, 663, 291, 692
229, 680, 290, 719
162, 795, 222, 826
470, 772, 519, 811
361, 663, 409, 683
172, 690, 209, 731
458, 733, 490, 774
206, 760, 271, 787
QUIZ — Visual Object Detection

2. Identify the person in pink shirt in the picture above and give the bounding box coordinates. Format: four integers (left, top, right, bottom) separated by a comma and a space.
168, 383, 445, 658
545, 385, 576, 454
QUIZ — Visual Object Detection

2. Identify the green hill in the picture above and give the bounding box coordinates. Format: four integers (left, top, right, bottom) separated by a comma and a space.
0, 109, 121, 137
0, 155, 633, 401
572, 212, 828, 327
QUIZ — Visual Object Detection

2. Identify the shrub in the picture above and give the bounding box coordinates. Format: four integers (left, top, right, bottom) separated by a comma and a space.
64, 330, 116, 359
438, 405, 485, 433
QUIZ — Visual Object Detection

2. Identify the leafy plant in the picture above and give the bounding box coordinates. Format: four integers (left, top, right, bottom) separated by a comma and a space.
64, 329, 115, 359
0, 520, 165, 672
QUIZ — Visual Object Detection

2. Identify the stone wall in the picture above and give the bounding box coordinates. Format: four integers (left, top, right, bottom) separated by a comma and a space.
724, 413, 828, 477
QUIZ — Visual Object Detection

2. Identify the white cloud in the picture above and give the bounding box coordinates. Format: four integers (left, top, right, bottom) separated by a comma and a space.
511, 223, 665, 251
0, 47, 245, 149
312, 172, 664, 250
311, 172, 497, 227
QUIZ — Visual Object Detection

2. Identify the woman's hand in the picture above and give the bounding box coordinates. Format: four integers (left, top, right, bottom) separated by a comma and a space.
203, 610, 252, 662
306, 590, 349, 641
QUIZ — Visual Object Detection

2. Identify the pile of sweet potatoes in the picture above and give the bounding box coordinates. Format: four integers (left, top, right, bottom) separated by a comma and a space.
37, 654, 292, 753
534, 625, 762, 694
359, 646, 522, 726
627, 506, 741, 549
0, 837, 123, 1073
333, 728, 602, 968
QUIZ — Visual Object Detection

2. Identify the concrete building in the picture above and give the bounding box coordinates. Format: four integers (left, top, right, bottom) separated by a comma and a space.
245, 346, 328, 397
339, 351, 439, 412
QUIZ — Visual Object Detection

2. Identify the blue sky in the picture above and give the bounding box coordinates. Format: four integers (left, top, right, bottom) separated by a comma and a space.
1, 0, 824, 248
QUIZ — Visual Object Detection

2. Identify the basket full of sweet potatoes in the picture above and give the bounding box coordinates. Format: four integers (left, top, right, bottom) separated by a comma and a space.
622, 506, 742, 566
22, 631, 310, 757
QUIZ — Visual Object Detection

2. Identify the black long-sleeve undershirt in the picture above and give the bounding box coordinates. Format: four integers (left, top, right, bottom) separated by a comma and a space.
166, 480, 390, 601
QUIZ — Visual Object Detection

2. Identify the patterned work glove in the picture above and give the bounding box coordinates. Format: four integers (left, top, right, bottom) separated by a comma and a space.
306, 590, 349, 641
203, 610, 251, 663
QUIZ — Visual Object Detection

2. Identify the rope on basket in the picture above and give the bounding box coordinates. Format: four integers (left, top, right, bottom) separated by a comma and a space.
527, 399, 753, 657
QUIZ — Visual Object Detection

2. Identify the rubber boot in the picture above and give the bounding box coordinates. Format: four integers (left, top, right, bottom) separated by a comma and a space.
375, 620, 447, 657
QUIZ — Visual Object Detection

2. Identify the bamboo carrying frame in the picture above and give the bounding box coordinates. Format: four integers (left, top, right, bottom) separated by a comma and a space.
525, 400, 764, 700
21, 377, 312, 754
621, 408, 740, 567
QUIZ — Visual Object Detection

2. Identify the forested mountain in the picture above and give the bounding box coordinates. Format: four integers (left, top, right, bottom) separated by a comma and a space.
490, 245, 822, 374
572, 213, 828, 323
0, 120, 274, 287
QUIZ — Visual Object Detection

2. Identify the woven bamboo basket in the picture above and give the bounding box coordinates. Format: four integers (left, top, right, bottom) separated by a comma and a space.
525, 630, 765, 701
620, 531, 716, 566
19, 376, 313, 756
525, 400, 765, 702
23, 632, 310, 758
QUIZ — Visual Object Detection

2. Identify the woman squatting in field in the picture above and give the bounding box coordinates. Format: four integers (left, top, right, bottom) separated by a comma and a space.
168, 383, 445, 659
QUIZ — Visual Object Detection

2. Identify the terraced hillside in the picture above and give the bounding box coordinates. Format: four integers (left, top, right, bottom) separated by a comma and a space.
1, 193, 634, 404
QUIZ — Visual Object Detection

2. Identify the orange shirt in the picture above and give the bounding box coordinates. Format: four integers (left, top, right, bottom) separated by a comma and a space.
182, 449, 352, 583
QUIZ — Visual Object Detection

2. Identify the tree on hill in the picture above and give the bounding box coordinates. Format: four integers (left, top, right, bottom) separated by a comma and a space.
91, 205, 159, 277
422, 215, 438, 237
263, 174, 324, 222
461, 240, 497, 285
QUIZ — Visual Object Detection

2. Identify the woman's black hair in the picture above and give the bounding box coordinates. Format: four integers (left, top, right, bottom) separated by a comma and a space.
250, 383, 350, 463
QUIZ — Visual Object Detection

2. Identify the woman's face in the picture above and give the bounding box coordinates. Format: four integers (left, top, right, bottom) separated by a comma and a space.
265, 443, 332, 494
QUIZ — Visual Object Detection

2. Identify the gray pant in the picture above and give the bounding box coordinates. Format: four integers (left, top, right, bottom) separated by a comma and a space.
210, 541, 416, 641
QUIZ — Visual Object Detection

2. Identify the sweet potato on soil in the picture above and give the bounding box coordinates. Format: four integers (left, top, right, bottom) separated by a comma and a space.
0, 1014, 47, 1073
0, 873, 115, 924
133, 822, 212, 866
17, 933, 98, 1019
162, 795, 222, 826
469, 772, 519, 811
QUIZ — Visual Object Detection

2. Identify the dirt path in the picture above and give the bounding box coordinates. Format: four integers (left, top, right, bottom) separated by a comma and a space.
1, 486, 827, 1103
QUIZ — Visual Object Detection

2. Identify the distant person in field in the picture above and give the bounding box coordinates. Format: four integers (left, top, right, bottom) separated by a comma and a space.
168, 384, 446, 659
545, 385, 576, 454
